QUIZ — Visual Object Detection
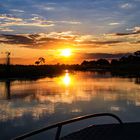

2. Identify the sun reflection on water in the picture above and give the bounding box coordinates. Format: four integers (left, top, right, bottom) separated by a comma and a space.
62, 73, 71, 86
57, 70, 73, 87
0, 72, 140, 122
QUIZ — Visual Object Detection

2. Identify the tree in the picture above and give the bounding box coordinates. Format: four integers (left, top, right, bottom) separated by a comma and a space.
81, 60, 88, 66
35, 57, 45, 65
111, 59, 119, 65
35, 61, 40, 65
38, 57, 45, 64
96, 59, 109, 66
134, 51, 140, 56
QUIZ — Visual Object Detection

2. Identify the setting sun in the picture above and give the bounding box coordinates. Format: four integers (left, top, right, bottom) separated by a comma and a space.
60, 49, 72, 57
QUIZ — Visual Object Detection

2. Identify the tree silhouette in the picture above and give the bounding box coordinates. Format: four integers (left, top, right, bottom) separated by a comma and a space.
35, 57, 45, 65
38, 57, 45, 64
96, 59, 109, 66
111, 59, 119, 65
6, 51, 11, 65
134, 51, 140, 56
35, 61, 40, 65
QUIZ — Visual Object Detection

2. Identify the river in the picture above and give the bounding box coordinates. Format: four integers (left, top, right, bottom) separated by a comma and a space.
0, 71, 140, 139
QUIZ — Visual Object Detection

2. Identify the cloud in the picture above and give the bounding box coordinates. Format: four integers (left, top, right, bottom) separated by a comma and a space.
79, 40, 123, 45
10, 9, 25, 13
116, 26, 140, 36
29, 17, 81, 25
0, 31, 77, 49
0, 13, 81, 33
55, 20, 81, 25
115, 32, 138, 36
133, 26, 140, 33
0, 27, 14, 32
45, 31, 77, 39
0, 14, 23, 21
108, 22, 121, 26
43, 7, 55, 11
81, 53, 131, 59
0, 14, 54, 28
120, 3, 134, 9
126, 26, 140, 33
1, 21, 54, 28
0, 26, 140, 50
35, 3, 56, 11
0, 34, 34, 45
0, 0, 140, 35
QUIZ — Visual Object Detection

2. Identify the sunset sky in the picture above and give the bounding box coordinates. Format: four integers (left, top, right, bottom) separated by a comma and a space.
0, 0, 140, 64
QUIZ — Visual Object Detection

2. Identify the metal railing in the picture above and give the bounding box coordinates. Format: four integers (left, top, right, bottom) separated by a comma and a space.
13, 113, 123, 140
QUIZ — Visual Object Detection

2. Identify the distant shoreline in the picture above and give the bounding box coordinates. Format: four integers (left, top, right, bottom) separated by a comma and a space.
0, 63, 140, 80
0, 50, 140, 79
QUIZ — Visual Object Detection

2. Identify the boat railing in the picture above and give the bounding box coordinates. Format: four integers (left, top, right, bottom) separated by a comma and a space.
13, 113, 123, 140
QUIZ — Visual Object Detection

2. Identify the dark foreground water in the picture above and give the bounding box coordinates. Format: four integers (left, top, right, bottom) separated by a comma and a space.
0, 71, 140, 140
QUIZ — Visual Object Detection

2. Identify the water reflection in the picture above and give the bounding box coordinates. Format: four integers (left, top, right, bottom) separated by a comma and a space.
0, 71, 140, 139
0, 72, 140, 118
62, 73, 71, 86
5, 80, 11, 100
135, 77, 140, 84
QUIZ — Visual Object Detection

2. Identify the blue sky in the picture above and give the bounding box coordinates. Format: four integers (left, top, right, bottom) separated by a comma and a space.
0, 0, 140, 34
0, 0, 140, 64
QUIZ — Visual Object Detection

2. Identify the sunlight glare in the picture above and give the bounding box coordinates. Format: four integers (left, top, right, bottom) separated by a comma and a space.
60, 48, 71, 57
63, 73, 71, 86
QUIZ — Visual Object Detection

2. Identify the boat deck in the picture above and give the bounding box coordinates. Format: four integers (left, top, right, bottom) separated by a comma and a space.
61, 122, 140, 140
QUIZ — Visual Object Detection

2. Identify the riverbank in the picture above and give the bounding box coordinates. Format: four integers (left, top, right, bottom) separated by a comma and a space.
0, 65, 64, 79
0, 64, 140, 79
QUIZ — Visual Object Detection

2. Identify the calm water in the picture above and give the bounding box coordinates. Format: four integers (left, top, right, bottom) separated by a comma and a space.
0, 71, 140, 140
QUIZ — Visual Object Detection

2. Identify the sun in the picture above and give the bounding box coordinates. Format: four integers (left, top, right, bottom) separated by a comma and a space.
60, 48, 72, 57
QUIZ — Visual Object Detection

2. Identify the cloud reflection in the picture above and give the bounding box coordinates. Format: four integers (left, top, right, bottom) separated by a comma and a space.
0, 72, 140, 122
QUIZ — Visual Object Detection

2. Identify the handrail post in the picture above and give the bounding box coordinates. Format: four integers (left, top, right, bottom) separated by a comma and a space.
109, 113, 123, 124
55, 125, 62, 140
13, 113, 123, 140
